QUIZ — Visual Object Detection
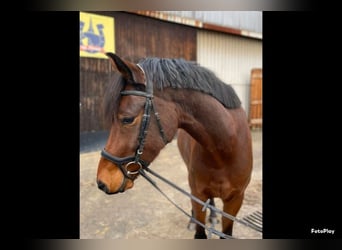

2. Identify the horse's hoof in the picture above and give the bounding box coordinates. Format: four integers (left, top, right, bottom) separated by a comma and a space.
194, 232, 207, 239
187, 221, 196, 231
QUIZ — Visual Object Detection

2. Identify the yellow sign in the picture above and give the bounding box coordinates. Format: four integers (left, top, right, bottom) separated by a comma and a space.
80, 12, 115, 58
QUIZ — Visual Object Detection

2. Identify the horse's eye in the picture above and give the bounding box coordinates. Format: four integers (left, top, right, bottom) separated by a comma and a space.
121, 117, 135, 125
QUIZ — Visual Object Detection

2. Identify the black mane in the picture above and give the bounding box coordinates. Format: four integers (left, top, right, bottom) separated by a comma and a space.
138, 57, 241, 109
104, 57, 241, 124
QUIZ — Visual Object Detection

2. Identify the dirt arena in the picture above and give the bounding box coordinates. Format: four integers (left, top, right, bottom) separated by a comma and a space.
80, 129, 262, 239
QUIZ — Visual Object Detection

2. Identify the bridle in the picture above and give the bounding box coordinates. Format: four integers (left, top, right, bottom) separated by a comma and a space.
100, 64, 169, 193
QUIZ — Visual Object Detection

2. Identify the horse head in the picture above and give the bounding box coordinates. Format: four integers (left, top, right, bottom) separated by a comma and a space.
96, 53, 177, 194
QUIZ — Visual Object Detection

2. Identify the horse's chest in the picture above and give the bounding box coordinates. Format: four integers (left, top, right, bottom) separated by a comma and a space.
204, 180, 233, 198
191, 170, 233, 197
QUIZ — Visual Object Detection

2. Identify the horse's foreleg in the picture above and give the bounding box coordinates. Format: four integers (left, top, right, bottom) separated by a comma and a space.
187, 209, 196, 231
191, 197, 208, 239
221, 193, 244, 238
209, 198, 219, 225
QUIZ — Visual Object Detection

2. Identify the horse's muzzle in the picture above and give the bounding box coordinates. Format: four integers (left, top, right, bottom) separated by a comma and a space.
97, 179, 112, 194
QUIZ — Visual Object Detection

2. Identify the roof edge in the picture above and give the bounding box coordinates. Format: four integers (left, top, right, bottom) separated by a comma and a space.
129, 11, 262, 40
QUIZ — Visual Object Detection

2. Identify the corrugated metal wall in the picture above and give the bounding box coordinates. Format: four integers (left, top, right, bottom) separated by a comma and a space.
161, 11, 262, 34
197, 30, 262, 114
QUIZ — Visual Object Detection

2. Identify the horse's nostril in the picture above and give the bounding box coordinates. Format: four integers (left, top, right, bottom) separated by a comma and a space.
97, 180, 109, 193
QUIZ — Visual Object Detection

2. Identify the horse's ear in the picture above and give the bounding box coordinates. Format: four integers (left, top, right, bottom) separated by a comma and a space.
106, 53, 135, 82
106, 53, 145, 85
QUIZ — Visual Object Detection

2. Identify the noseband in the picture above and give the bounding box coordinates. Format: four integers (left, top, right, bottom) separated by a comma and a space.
101, 64, 169, 193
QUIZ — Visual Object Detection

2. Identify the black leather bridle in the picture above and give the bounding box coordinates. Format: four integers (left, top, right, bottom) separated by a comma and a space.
100, 64, 169, 193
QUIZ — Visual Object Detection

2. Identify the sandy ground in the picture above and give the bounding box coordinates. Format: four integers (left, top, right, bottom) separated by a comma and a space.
80, 129, 262, 239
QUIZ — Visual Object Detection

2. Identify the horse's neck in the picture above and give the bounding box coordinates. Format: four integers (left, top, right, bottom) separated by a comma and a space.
171, 90, 238, 152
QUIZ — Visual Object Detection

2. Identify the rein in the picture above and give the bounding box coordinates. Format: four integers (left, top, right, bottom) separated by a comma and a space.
139, 165, 262, 239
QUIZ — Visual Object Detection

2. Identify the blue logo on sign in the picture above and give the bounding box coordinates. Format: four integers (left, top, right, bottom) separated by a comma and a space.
80, 17, 105, 53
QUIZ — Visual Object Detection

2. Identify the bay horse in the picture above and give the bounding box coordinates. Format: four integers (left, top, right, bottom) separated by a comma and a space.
96, 53, 253, 239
